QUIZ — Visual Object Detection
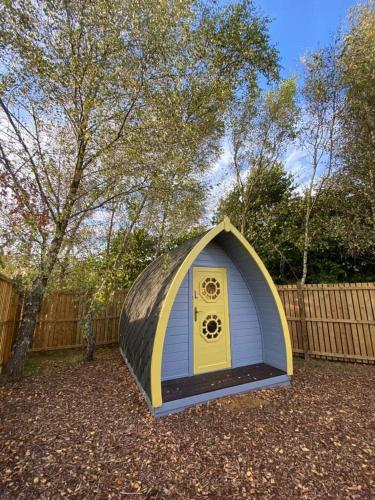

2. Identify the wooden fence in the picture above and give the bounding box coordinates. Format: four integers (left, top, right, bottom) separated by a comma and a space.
1, 273, 374, 369
32, 290, 126, 351
278, 283, 375, 363
0, 274, 21, 369
0, 273, 126, 370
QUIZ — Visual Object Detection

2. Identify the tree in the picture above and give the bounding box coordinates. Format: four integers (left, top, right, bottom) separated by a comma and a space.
298, 2, 375, 284
337, 1, 375, 257
299, 42, 343, 284
224, 78, 298, 235
0, 0, 154, 377
215, 2, 375, 285
216, 162, 300, 282
214, 78, 299, 282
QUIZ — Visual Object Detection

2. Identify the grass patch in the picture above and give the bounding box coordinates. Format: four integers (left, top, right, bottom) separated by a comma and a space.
292, 356, 305, 369
293, 355, 351, 371
24, 349, 83, 376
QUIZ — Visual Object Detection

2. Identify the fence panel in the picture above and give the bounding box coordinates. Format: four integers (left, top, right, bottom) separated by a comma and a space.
0, 274, 127, 366
278, 283, 375, 363
33, 291, 82, 351
31, 290, 127, 351
0, 274, 20, 370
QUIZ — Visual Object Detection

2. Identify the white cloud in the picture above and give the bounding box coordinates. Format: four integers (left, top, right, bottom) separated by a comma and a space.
204, 138, 318, 221
203, 138, 236, 221
283, 146, 311, 190
284, 147, 307, 175
211, 136, 232, 174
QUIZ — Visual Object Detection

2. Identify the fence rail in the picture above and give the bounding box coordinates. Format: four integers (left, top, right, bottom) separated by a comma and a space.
1, 274, 374, 369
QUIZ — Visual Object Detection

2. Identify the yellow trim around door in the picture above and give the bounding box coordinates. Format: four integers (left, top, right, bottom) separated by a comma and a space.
150, 217, 293, 408
193, 267, 231, 374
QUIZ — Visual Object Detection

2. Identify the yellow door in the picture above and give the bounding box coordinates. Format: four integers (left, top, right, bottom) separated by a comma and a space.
193, 267, 231, 374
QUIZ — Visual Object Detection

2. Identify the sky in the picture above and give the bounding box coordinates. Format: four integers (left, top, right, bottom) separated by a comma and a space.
259, 0, 358, 80
206, 0, 363, 219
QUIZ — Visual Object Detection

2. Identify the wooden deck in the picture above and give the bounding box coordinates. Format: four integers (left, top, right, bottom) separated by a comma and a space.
161, 363, 286, 402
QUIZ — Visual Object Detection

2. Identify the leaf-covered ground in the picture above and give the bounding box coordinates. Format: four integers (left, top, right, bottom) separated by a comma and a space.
0, 348, 374, 499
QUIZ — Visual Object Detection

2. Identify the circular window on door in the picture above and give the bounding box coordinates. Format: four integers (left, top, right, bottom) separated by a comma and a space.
202, 314, 222, 341
200, 277, 221, 302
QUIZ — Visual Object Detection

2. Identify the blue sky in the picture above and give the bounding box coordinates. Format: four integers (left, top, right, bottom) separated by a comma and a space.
262, 0, 361, 178
258, 0, 359, 79
207, 0, 362, 218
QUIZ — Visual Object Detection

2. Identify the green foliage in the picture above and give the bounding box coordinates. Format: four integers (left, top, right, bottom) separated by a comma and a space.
304, 179, 375, 283
106, 229, 158, 290
0, 0, 279, 295
165, 226, 207, 251
56, 229, 157, 292
337, 0, 375, 256
264, 78, 299, 135
216, 163, 301, 282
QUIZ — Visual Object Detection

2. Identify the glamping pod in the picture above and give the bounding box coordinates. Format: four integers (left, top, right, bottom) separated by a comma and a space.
119, 217, 293, 416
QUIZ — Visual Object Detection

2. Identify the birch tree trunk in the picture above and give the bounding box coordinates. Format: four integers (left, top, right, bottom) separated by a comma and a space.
5, 232, 70, 378
301, 203, 312, 285
5, 278, 45, 379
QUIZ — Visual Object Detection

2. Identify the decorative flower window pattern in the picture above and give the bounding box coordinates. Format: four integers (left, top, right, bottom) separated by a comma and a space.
202, 314, 222, 341
200, 277, 221, 302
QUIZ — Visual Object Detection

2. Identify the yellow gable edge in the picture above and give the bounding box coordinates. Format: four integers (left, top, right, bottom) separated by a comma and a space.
150, 218, 293, 408
228, 224, 293, 378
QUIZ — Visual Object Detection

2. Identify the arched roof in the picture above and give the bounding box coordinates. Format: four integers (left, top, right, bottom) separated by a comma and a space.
119, 217, 292, 408
119, 232, 208, 399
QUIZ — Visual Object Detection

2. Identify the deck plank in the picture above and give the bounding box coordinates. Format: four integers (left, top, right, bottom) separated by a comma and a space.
162, 363, 286, 402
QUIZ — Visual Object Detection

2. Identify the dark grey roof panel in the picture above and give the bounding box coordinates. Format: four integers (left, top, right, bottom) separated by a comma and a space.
119, 232, 208, 398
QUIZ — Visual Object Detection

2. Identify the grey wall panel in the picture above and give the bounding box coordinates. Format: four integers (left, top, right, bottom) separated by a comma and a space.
217, 233, 287, 371
161, 273, 190, 380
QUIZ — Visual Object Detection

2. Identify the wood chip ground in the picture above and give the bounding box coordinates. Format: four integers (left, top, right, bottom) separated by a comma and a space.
0, 348, 374, 499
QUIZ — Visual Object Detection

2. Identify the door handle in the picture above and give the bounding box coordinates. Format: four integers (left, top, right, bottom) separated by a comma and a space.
194, 306, 200, 322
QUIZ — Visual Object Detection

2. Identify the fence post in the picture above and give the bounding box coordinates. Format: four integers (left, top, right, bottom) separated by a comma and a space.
296, 282, 309, 359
